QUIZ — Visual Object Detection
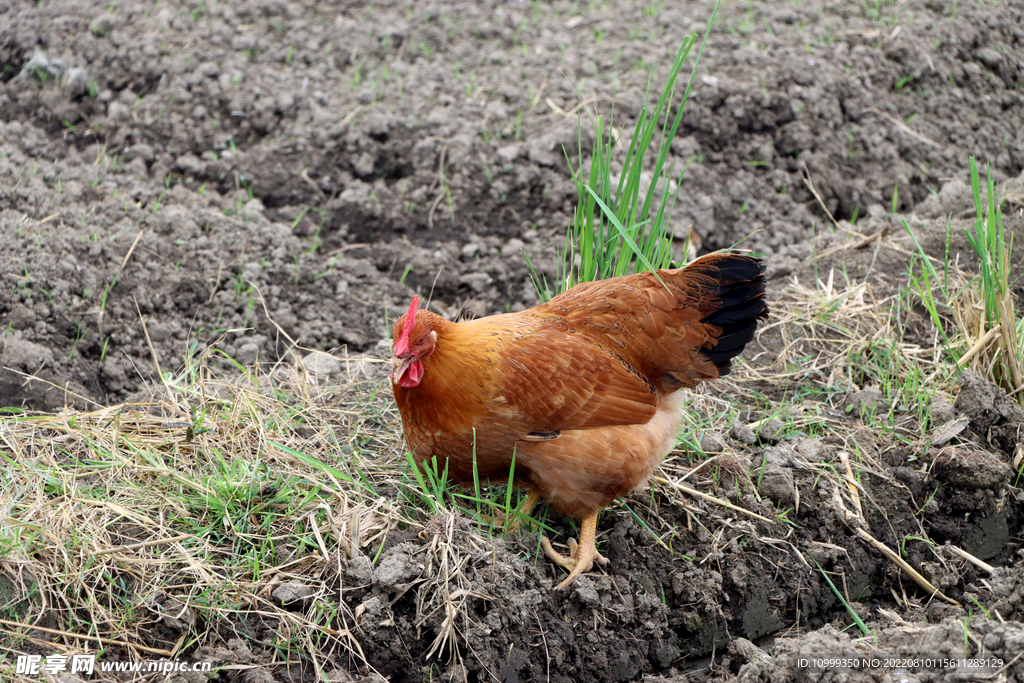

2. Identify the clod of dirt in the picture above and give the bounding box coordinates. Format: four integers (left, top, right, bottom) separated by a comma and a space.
842, 386, 891, 419
756, 417, 784, 443
929, 446, 1013, 491
700, 431, 726, 453
757, 464, 795, 504
736, 620, 1024, 683
988, 564, 1024, 620
930, 396, 956, 425
731, 421, 757, 446
372, 545, 420, 587
954, 372, 1024, 455
153, 595, 196, 632
793, 438, 826, 461
242, 669, 276, 683
930, 417, 970, 448
272, 582, 315, 608
345, 554, 374, 586
227, 638, 254, 664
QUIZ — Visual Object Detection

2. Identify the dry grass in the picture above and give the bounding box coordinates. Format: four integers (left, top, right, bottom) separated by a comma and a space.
0, 358, 413, 679
1, 216, 1021, 680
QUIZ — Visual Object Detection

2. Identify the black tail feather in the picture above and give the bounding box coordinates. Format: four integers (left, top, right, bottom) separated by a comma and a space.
691, 254, 769, 376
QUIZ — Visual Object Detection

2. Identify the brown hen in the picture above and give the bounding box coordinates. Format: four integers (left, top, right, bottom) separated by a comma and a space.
391, 252, 768, 588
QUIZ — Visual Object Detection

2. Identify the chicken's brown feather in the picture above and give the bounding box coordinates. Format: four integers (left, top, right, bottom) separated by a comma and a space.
391, 252, 768, 518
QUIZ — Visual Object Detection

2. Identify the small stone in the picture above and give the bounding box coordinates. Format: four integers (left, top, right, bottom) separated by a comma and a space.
302, 351, 341, 378
731, 421, 757, 446
461, 242, 481, 259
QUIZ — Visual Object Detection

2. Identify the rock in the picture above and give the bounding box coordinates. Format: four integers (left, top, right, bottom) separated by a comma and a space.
302, 351, 341, 378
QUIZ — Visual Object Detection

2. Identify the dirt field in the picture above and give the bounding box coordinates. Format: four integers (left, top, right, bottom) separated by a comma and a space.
2, 0, 1024, 681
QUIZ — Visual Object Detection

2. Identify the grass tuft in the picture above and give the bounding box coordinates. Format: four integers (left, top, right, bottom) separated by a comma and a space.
527, 0, 721, 301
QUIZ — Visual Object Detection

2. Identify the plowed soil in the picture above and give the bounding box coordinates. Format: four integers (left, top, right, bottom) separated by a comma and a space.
2, 0, 1023, 681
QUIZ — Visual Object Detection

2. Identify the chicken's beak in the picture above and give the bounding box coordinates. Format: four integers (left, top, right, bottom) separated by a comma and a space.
391, 355, 414, 384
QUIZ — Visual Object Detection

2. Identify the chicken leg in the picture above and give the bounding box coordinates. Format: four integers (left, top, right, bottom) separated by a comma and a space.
541, 512, 609, 589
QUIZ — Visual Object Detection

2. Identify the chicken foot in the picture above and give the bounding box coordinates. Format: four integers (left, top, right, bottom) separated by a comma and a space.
541, 512, 609, 589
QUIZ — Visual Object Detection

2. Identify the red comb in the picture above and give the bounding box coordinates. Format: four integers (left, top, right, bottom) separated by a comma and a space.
393, 296, 419, 356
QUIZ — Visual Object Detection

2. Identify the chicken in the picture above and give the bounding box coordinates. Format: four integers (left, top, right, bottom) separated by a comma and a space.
390, 252, 768, 589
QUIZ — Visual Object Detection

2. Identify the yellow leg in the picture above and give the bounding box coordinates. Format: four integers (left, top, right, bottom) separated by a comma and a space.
540, 511, 609, 590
